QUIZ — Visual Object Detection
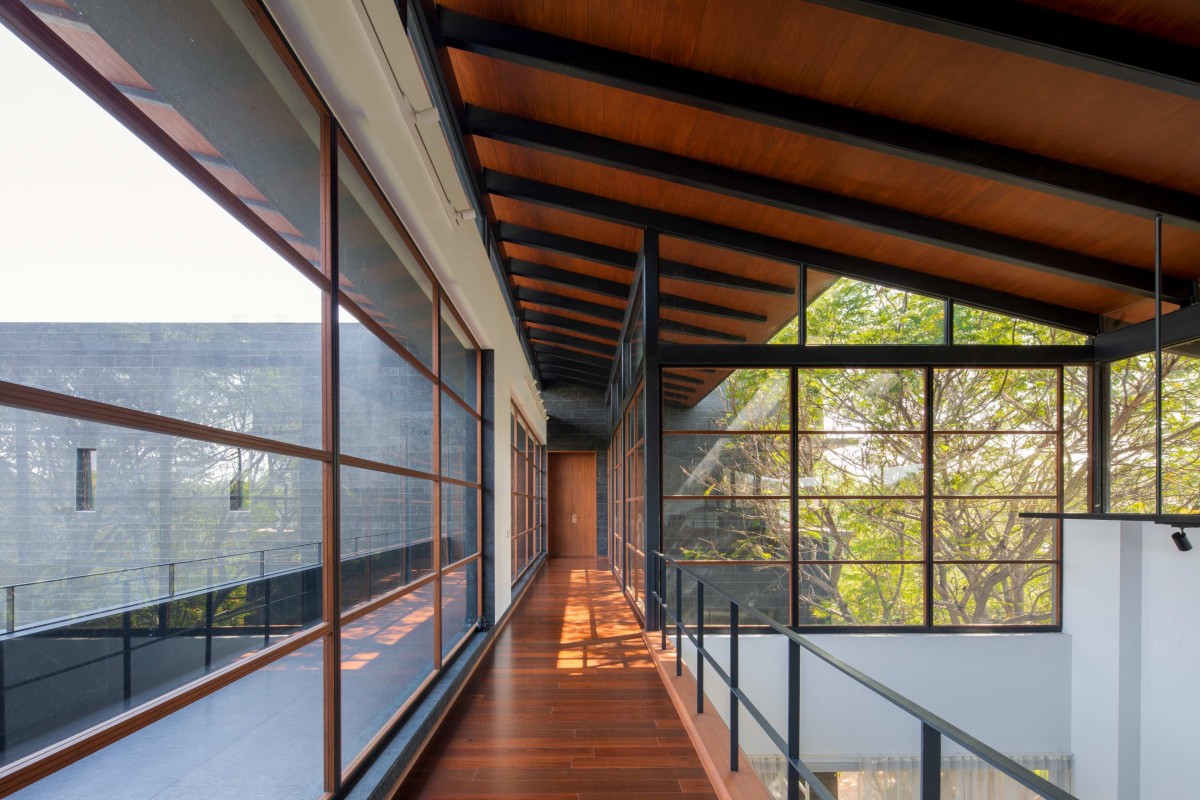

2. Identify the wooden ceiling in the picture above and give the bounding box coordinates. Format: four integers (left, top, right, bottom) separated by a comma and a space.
418, 0, 1200, 394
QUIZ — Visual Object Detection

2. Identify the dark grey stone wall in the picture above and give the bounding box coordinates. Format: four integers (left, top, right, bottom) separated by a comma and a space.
542, 386, 609, 556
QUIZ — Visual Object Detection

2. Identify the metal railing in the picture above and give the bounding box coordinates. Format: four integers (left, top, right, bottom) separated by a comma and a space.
2, 530, 430, 634
651, 551, 1078, 800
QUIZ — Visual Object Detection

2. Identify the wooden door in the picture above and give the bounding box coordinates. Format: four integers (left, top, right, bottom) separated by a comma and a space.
548, 452, 597, 557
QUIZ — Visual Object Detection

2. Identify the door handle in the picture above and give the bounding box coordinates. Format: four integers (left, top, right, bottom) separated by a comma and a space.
572, 513, 578, 524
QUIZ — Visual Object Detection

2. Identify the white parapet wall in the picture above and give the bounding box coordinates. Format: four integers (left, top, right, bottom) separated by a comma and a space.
677, 630, 1072, 767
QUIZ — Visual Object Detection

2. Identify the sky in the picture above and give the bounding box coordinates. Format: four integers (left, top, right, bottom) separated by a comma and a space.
0, 22, 322, 323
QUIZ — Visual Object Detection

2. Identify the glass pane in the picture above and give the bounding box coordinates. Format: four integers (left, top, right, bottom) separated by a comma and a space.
338, 146, 434, 368
340, 317, 435, 471
798, 499, 924, 561
440, 561, 479, 658
933, 499, 1058, 561
933, 434, 1058, 496
441, 483, 479, 566
663, 433, 790, 496
440, 302, 477, 407
797, 562, 925, 626
9, 639, 324, 800
441, 393, 479, 483
798, 433, 924, 496
934, 368, 1058, 431
0, 407, 324, 768
1163, 342, 1200, 513
798, 368, 925, 432
933, 563, 1057, 626
341, 585, 436, 772
668, 562, 790, 626
953, 305, 1089, 345
1108, 353, 1155, 512
663, 498, 790, 561
806, 271, 944, 345
340, 467, 434, 611
663, 369, 790, 431
1063, 366, 1090, 513
0, 20, 322, 447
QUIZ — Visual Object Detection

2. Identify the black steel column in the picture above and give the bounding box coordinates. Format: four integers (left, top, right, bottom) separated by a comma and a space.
921, 723, 942, 800
1154, 214, 1164, 515
922, 367, 935, 627
643, 230, 663, 631
1091, 361, 1110, 512
789, 368, 800, 626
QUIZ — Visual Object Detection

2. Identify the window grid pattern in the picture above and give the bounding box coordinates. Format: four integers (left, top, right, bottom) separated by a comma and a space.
511, 405, 547, 583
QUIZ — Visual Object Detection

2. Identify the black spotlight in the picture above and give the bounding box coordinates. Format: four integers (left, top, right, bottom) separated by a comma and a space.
1173, 528, 1194, 552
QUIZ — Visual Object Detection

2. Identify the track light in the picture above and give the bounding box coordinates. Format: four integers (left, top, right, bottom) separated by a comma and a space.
1173, 528, 1194, 552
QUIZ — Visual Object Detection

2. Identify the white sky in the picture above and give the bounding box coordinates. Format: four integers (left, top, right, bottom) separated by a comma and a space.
0, 23, 321, 323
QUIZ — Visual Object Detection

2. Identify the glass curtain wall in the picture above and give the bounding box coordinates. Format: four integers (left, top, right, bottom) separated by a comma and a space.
649, 253, 1087, 630
0, 3, 481, 797
511, 404, 546, 584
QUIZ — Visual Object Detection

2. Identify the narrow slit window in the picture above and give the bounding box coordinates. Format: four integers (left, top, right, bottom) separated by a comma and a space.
230, 448, 248, 511
76, 448, 96, 511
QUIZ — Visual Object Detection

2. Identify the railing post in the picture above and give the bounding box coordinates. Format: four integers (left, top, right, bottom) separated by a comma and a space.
168, 563, 175, 598
730, 600, 739, 773
5, 586, 14, 633
660, 554, 667, 651
675, 563, 682, 677
204, 590, 214, 671
922, 723, 942, 800
122, 610, 132, 704
696, 580, 704, 714
260, 550, 266, 578
264, 577, 272, 647
788, 637, 800, 800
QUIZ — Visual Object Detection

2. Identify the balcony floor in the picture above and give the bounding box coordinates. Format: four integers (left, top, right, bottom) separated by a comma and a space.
400, 557, 716, 799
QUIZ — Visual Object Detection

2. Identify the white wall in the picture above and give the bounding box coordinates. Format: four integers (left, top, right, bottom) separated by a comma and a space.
260, 0, 547, 619
680, 632, 1071, 766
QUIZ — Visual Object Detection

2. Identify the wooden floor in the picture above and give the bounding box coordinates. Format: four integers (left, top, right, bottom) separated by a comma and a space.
399, 557, 717, 799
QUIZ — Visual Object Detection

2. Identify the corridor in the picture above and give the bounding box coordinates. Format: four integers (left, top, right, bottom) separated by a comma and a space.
400, 558, 716, 799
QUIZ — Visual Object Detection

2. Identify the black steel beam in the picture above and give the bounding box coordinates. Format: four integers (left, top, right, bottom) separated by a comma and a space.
522, 310, 620, 340
511, 255, 774, 321
805, 0, 1200, 102
472, 107, 1181, 300
538, 369, 607, 388
660, 343, 1095, 367
535, 359, 609, 380
499, 222, 636, 269
510, 258, 630, 298
440, 8, 1200, 233
526, 328, 614, 355
531, 343, 613, 367
500, 221, 795, 295
536, 359, 609, 380
535, 352, 609, 376
659, 319, 746, 343
1095, 302, 1200, 362
488, 172, 1106, 334
516, 286, 625, 323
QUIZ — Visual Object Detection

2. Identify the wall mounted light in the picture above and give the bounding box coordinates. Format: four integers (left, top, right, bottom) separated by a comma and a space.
1173, 527, 1194, 552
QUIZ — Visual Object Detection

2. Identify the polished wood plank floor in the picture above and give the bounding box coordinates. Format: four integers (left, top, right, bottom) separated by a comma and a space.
399, 558, 717, 800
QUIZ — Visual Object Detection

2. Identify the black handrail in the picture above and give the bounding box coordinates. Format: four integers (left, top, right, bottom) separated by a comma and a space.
651, 550, 1078, 800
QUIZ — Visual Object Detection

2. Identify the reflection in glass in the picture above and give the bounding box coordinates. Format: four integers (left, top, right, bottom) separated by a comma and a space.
441, 393, 479, 483
440, 302, 477, 407
441, 483, 479, 565
798, 434, 924, 497
663, 498, 790, 561
338, 147, 434, 367
663, 369, 789, 431
10, 639, 325, 800
340, 468, 434, 610
799, 369, 924, 432
340, 319, 435, 471
341, 585, 436, 771
663, 433, 790, 496
440, 561, 479, 658
953, 306, 1088, 345
933, 434, 1057, 497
